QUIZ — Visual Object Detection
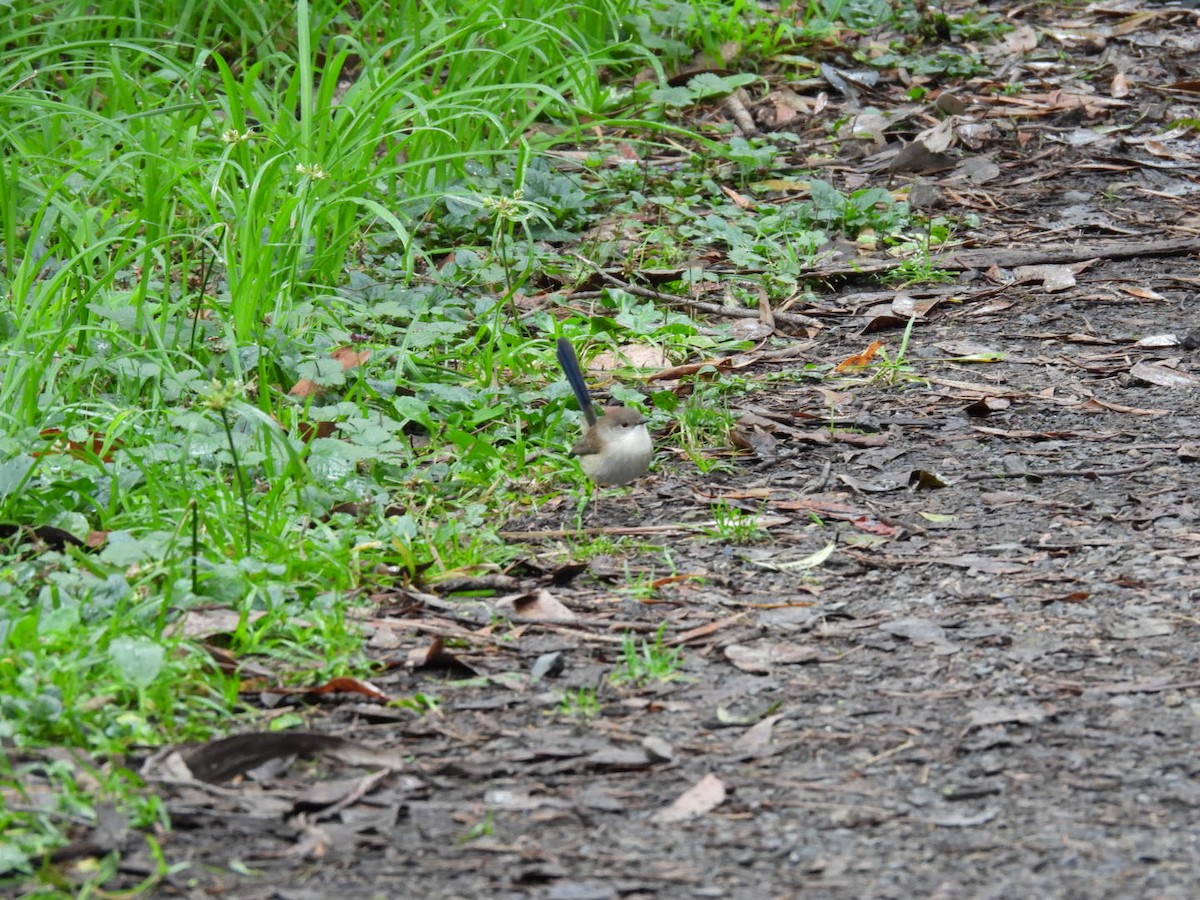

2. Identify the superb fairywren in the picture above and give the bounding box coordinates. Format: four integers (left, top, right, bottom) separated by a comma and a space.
556, 338, 652, 486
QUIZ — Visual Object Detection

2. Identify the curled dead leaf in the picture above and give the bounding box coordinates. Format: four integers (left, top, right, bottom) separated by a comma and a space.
835, 340, 884, 371
499, 589, 577, 623
1129, 362, 1200, 389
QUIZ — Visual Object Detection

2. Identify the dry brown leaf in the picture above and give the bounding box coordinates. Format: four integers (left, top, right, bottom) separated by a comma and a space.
1122, 286, 1167, 301
1163, 79, 1200, 95
732, 714, 786, 755
1074, 398, 1169, 416
1011, 264, 1077, 292
331, 346, 371, 370
502, 589, 577, 623
652, 773, 727, 823
289, 378, 320, 398
592, 344, 669, 371
835, 340, 884, 371
1129, 362, 1200, 389
725, 642, 820, 673
720, 184, 756, 210
164, 607, 270, 640
729, 422, 778, 459
913, 116, 956, 154
892, 295, 944, 318
767, 87, 810, 125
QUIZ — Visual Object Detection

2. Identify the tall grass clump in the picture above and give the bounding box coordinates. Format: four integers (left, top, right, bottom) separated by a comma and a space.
0, 0, 650, 750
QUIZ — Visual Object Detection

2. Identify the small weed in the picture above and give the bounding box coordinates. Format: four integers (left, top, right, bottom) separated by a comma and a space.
559, 687, 601, 718
703, 500, 769, 543
610, 623, 683, 685
869, 316, 924, 386
677, 384, 738, 475
619, 568, 659, 603
460, 810, 495, 843
886, 218, 957, 287
886, 255, 957, 287
392, 693, 442, 715
568, 533, 662, 561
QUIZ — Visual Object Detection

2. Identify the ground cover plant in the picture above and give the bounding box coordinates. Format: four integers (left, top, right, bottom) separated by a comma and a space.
5, 0, 1200, 896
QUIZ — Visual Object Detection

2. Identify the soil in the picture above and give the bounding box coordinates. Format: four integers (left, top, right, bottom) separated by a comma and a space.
36, 2, 1200, 897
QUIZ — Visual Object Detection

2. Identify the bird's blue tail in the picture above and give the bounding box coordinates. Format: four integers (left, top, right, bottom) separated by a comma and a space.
556, 338, 598, 426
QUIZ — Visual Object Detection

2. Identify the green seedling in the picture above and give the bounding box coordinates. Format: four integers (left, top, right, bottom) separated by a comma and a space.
558, 687, 601, 718
869, 316, 925, 386
610, 622, 683, 685
392, 693, 442, 715
703, 499, 769, 543
459, 810, 495, 843
619, 568, 659, 603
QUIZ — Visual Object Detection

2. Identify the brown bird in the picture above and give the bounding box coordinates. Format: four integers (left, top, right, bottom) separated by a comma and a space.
556, 338, 652, 486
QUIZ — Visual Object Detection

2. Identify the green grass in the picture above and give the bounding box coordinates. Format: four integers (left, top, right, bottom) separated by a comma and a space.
558, 686, 602, 717
610, 622, 684, 685
703, 499, 769, 543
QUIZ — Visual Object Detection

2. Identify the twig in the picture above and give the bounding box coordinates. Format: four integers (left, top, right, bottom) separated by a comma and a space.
961, 461, 1154, 482
725, 88, 758, 136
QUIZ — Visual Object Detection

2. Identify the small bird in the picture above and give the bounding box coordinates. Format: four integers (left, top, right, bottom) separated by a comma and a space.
556, 337, 652, 486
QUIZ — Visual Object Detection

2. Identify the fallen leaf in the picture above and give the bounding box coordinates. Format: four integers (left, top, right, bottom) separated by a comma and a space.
725, 642, 819, 673
150, 732, 405, 784
331, 346, 371, 370
835, 340, 884, 371
720, 184, 756, 210
963, 397, 1011, 417
652, 773, 727, 823
1129, 362, 1200, 389
264, 676, 390, 702
1012, 264, 1077, 292
926, 806, 1000, 828
289, 378, 321, 398
1074, 398, 1169, 416
881, 618, 952, 647
1122, 286, 1166, 302
592, 344, 668, 371
164, 607, 269, 640
891, 295, 943, 318
502, 589, 577, 623
966, 703, 1050, 728
729, 422, 778, 459
908, 469, 948, 490
1109, 618, 1173, 640
937, 340, 1004, 361
732, 714, 786, 755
